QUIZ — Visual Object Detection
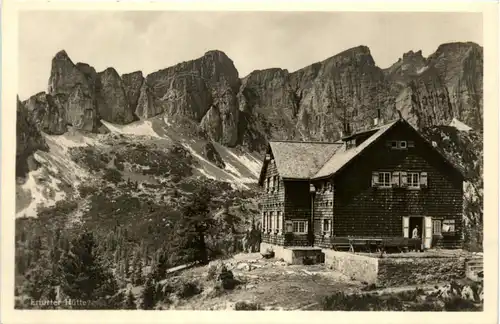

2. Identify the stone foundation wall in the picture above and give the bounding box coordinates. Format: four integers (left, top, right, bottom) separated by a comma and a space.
260, 243, 292, 263
260, 243, 324, 265
322, 250, 379, 284
378, 256, 466, 286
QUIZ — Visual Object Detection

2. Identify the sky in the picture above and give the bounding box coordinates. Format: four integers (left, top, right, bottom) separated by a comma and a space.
18, 11, 483, 100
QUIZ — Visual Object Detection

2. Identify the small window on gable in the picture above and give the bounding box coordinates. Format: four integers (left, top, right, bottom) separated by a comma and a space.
408, 141, 415, 148
388, 140, 409, 150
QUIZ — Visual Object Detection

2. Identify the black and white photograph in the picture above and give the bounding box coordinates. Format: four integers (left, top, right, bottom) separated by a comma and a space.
2, 1, 498, 322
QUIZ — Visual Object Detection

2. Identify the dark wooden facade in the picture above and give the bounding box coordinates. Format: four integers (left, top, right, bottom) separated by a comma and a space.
259, 119, 464, 249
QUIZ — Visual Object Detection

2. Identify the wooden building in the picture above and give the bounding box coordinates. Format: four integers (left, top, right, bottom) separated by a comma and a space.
258, 117, 465, 251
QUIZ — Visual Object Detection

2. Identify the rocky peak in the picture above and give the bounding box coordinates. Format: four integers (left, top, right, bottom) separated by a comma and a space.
402, 49, 423, 60
53, 49, 71, 62
432, 42, 482, 56
321, 45, 376, 70
97, 67, 135, 124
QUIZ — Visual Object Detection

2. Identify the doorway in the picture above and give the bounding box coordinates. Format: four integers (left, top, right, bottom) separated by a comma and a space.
409, 216, 424, 240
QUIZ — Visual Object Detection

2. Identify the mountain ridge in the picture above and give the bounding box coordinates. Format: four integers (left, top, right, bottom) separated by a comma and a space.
22, 42, 482, 150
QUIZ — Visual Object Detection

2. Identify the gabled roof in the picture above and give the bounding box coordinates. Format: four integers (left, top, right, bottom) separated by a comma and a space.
259, 117, 466, 184
313, 120, 398, 179
269, 141, 342, 179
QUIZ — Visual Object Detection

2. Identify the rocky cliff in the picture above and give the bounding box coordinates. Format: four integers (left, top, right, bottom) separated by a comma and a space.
16, 98, 48, 177
20, 42, 483, 154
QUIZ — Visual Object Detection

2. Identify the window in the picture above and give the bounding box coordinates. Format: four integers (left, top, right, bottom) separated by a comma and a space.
392, 171, 401, 187
268, 211, 274, 232
326, 181, 332, 192
323, 219, 331, 233
276, 176, 280, 192
378, 172, 392, 187
442, 220, 456, 233
262, 212, 267, 232
292, 221, 307, 234
388, 140, 408, 150
276, 211, 282, 234
433, 220, 442, 235
408, 172, 420, 188
266, 178, 270, 193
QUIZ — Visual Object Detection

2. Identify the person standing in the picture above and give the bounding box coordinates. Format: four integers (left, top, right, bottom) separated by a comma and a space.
412, 225, 420, 239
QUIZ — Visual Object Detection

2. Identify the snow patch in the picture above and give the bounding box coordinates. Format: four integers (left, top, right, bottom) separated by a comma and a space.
101, 120, 161, 138
196, 167, 217, 180
16, 168, 67, 218
225, 150, 262, 177
44, 133, 97, 153
449, 118, 473, 132
181, 142, 251, 189
163, 115, 173, 127
417, 66, 428, 74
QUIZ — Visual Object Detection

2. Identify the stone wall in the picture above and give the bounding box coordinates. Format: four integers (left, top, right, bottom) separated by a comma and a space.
260, 243, 292, 264
322, 250, 379, 284
378, 256, 466, 286
260, 243, 324, 265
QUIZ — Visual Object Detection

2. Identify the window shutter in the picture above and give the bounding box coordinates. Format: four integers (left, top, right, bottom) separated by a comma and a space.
371, 171, 379, 187
420, 172, 428, 188
400, 171, 408, 187
392, 171, 400, 187
402, 217, 409, 238
424, 217, 432, 249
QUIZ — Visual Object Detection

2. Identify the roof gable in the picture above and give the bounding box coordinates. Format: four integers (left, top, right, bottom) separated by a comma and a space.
314, 118, 466, 180
313, 120, 399, 179
258, 118, 466, 184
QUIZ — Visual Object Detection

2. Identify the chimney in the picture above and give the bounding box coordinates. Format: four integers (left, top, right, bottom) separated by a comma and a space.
343, 121, 352, 137
374, 109, 381, 126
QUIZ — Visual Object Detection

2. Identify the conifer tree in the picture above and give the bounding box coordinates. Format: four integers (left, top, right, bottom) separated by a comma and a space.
140, 277, 156, 310
58, 232, 118, 309
125, 289, 137, 309
173, 185, 214, 265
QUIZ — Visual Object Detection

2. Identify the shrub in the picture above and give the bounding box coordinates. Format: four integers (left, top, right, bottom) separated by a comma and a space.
177, 281, 202, 299
407, 301, 443, 311
234, 301, 264, 311
78, 184, 95, 198
322, 292, 404, 311
103, 169, 123, 184
444, 296, 481, 311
